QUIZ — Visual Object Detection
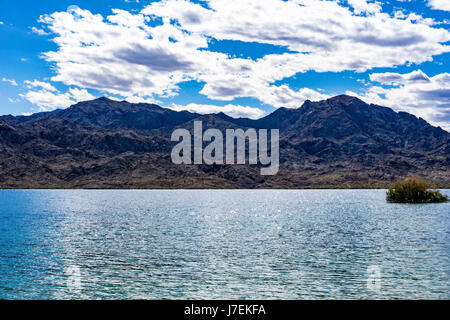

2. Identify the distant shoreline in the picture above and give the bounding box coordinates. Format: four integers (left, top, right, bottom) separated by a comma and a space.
1, 185, 450, 190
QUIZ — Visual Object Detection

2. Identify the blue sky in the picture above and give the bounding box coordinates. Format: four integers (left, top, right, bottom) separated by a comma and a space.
0, 0, 449, 128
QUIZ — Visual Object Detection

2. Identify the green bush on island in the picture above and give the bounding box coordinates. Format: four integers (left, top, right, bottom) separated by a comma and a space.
386, 178, 448, 203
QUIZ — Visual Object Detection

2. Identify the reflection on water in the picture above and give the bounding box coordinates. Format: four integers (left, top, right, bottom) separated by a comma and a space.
0, 189, 448, 299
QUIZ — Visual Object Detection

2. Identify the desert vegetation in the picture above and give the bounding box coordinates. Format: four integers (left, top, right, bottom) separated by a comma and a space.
386, 178, 448, 203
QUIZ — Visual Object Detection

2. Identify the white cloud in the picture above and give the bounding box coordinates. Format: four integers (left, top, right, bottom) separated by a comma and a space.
1, 78, 18, 86
428, 0, 450, 12
405, 13, 438, 26
347, 0, 381, 15
393, 10, 442, 26
369, 70, 430, 85
8, 98, 21, 103
38, 8, 211, 99
21, 86, 96, 111
351, 71, 450, 130
143, 0, 449, 72
123, 95, 159, 104
0, 21, 3, 25
33, 1, 449, 111
31, 26, 50, 35
393, 10, 407, 19
105, 96, 123, 102
24, 80, 57, 91
21, 90, 75, 110
67, 87, 96, 101
169, 103, 266, 119
255, 86, 330, 109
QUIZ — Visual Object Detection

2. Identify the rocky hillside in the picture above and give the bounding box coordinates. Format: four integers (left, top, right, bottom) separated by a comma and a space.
0, 95, 448, 188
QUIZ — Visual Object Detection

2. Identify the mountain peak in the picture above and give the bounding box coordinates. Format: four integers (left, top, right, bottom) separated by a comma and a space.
94, 96, 115, 102
326, 94, 365, 105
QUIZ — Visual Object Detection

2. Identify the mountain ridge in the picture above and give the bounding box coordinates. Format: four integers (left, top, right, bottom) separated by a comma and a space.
0, 95, 449, 188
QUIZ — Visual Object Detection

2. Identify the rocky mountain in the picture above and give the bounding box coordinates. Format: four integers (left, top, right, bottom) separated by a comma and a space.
0, 95, 448, 188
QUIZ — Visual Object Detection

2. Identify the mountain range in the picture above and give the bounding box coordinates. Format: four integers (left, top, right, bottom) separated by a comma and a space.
0, 95, 449, 188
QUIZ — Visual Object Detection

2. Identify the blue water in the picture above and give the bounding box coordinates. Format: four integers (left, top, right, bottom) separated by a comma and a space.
0, 189, 448, 300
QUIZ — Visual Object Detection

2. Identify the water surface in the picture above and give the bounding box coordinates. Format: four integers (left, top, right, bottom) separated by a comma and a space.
0, 189, 448, 299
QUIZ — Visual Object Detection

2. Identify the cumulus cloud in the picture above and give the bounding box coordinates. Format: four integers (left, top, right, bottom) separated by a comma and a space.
143, 0, 449, 70
123, 95, 159, 104
67, 87, 96, 102
351, 71, 450, 130
369, 70, 430, 85
169, 103, 266, 119
393, 10, 443, 26
347, 0, 381, 15
21, 90, 75, 110
31, 0, 448, 112
24, 80, 57, 91
16, 0, 447, 125
1, 78, 18, 86
428, 0, 450, 12
31, 26, 50, 35
21, 86, 95, 111
256, 86, 330, 109
38, 7, 210, 99
8, 98, 21, 103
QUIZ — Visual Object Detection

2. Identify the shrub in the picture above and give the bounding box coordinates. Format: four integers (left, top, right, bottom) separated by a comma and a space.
386, 178, 448, 203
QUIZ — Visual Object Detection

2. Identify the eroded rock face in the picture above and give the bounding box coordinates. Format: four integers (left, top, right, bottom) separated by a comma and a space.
0, 95, 449, 188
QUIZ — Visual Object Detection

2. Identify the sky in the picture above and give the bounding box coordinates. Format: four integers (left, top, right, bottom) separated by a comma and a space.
0, 0, 449, 129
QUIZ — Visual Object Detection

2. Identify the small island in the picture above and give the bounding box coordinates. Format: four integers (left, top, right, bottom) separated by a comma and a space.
387, 178, 449, 203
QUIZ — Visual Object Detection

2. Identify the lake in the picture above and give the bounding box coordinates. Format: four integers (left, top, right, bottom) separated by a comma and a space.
0, 189, 448, 299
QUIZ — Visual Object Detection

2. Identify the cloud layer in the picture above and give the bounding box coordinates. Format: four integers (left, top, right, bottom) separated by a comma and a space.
428, 0, 450, 12
21, 81, 95, 110
20, 0, 450, 123
350, 70, 450, 129
169, 103, 266, 119
1, 78, 18, 86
